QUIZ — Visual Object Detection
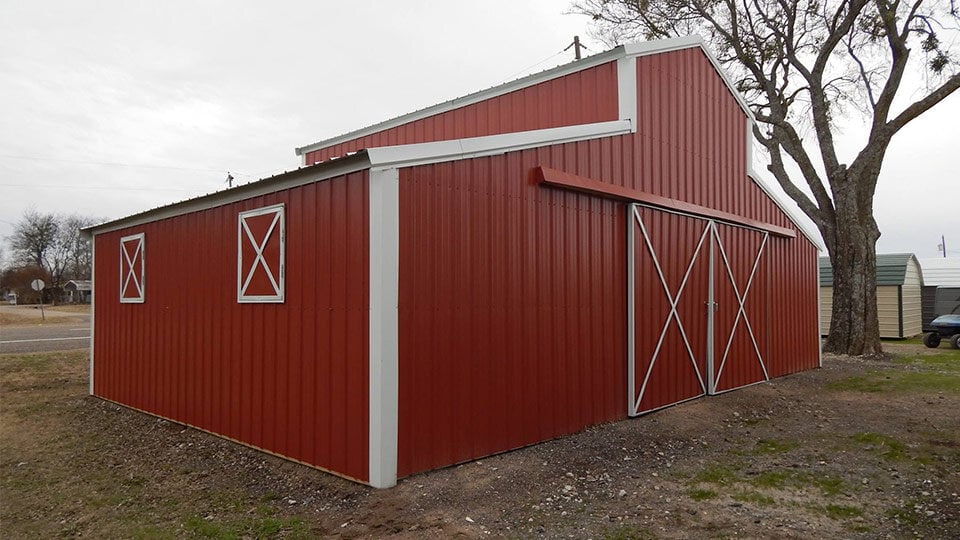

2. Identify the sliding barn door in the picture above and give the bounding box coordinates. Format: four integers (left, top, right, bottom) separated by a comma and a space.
628, 205, 772, 416
628, 206, 709, 415
711, 222, 770, 393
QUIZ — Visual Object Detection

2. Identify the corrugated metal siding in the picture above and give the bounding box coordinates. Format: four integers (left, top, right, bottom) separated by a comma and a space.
713, 223, 768, 392
304, 62, 620, 165
764, 235, 820, 377
632, 207, 708, 412
396, 154, 627, 478
918, 258, 960, 287
634, 50, 756, 224
93, 171, 370, 481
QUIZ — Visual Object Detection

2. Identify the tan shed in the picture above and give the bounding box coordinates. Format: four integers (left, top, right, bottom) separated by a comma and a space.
819, 254, 924, 339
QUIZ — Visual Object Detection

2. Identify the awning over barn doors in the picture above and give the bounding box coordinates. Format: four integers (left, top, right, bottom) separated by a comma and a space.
627, 204, 771, 416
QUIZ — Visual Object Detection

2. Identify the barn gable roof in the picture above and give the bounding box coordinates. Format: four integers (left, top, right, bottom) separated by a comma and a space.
85, 36, 818, 249
293, 35, 754, 159
819, 253, 922, 286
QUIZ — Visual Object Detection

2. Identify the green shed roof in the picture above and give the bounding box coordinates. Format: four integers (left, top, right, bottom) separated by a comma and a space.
819, 253, 920, 286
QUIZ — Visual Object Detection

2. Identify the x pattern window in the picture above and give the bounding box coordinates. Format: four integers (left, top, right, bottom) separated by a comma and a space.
119, 233, 145, 303
237, 204, 285, 303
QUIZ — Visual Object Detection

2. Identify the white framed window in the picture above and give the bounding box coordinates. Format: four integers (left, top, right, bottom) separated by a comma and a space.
119, 233, 145, 303
237, 203, 285, 303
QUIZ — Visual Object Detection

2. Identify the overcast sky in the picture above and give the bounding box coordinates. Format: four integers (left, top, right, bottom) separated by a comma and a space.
1, 1, 957, 265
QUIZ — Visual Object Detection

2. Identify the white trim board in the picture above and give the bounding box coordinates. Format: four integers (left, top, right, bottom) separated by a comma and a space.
366, 120, 631, 171
368, 167, 400, 488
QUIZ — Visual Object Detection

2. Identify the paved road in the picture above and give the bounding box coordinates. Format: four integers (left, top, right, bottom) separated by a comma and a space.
0, 323, 90, 354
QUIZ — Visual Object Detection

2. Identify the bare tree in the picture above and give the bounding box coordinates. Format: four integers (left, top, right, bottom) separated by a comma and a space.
10, 210, 58, 272
573, 0, 960, 355
8, 211, 100, 295
60, 214, 98, 281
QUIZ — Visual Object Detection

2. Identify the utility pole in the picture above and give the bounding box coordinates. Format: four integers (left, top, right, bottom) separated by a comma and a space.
940, 235, 947, 258
564, 36, 587, 60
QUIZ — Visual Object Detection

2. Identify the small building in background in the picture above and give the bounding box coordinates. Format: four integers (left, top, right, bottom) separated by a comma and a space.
819, 254, 923, 339
63, 280, 92, 304
918, 258, 960, 332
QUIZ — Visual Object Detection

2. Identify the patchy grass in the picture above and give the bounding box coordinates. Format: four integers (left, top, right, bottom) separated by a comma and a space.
887, 503, 924, 527
852, 432, 908, 461
820, 504, 864, 519
694, 464, 739, 485
895, 351, 960, 371
753, 438, 797, 454
601, 524, 657, 540
184, 509, 309, 539
732, 490, 775, 506
827, 371, 960, 394
749, 470, 845, 496
688, 487, 718, 501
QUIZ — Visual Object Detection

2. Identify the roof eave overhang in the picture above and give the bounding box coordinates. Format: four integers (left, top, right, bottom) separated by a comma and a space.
82, 152, 372, 238
83, 120, 634, 237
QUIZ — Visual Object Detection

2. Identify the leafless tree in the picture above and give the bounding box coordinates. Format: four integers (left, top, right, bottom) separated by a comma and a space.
573, 0, 960, 355
8, 211, 99, 294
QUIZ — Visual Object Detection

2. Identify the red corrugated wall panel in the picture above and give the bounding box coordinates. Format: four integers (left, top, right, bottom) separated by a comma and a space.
93, 171, 370, 482
395, 47, 819, 476
303, 62, 619, 164
397, 151, 627, 477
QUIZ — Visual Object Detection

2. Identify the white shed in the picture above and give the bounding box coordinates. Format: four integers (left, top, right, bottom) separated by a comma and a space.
820, 254, 924, 339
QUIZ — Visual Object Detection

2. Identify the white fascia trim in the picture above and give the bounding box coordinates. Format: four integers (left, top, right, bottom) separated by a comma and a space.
366, 120, 632, 171
368, 167, 400, 489
295, 47, 628, 158
89, 240, 95, 395
624, 35, 756, 123
84, 157, 369, 237
617, 56, 638, 132
746, 168, 824, 251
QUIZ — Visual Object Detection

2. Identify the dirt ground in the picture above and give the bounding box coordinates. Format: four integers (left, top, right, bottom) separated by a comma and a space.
1, 343, 958, 539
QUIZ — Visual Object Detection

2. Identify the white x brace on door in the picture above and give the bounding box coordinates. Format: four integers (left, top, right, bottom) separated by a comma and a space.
627, 204, 770, 416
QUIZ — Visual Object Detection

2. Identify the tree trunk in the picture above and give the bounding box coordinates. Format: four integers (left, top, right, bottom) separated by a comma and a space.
822, 184, 883, 356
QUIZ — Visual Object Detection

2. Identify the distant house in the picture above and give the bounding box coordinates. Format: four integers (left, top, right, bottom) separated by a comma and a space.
918, 258, 960, 331
819, 254, 923, 339
63, 280, 92, 304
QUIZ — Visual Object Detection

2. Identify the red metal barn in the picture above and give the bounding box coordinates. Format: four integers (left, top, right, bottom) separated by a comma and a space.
85, 36, 821, 488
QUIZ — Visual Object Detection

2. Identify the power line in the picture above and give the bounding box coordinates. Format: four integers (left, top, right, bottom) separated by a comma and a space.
496, 48, 569, 85
0, 153, 244, 175
0, 182, 200, 192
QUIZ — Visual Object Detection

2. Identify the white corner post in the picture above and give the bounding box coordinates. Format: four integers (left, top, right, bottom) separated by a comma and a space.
368, 167, 400, 488
626, 204, 637, 417
617, 56, 638, 132
89, 235, 96, 396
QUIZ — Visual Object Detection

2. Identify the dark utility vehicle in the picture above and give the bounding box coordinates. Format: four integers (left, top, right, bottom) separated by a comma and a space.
923, 314, 960, 349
